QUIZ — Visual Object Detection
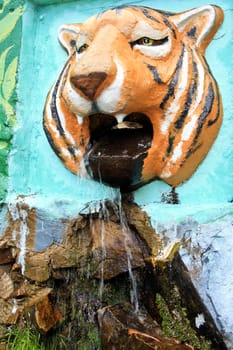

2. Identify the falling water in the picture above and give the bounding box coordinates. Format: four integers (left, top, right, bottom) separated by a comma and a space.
17, 208, 29, 275
98, 201, 108, 301
8, 202, 29, 275
115, 193, 139, 313
12, 298, 18, 314
76, 161, 139, 311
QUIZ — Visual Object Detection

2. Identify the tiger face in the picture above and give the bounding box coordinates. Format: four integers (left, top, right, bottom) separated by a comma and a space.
43, 5, 224, 191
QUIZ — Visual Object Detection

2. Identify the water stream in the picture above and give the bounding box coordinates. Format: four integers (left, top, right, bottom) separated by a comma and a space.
115, 193, 139, 313
9, 202, 29, 275
98, 200, 108, 302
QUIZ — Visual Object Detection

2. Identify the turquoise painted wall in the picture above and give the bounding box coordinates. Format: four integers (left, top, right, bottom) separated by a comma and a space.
7, 0, 233, 222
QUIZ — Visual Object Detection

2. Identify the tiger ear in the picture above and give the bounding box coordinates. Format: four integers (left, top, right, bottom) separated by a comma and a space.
58, 24, 82, 54
171, 5, 224, 53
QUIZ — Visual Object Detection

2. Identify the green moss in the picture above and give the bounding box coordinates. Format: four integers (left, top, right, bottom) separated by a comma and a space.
76, 310, 101, 350
155, 293, 211, 350
42, 333, 68, 350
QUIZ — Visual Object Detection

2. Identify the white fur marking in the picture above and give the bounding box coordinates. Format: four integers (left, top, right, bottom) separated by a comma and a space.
172, 5, 215, 48
135, 39, 171, 58
165, 51, 205, 166
97, 59, 125, 113
66, 80, 92, 116
161, 48, 189, 135
132, 21, 169, 41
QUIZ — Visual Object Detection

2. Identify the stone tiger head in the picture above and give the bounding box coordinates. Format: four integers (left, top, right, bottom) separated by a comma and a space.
43, 5, 224, 191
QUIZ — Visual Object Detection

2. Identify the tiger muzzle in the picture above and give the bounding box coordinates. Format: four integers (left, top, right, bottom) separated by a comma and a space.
70, 72, 107, 100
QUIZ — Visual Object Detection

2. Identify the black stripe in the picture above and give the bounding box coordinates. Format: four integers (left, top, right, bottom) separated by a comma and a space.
155, 9, 176, 17
43, 120, 61, 156
207, 83, 221, 127
186, 82, 214, 159
174, 57, 198, 130
166, 135, 175, 156
202, 53, 222, 126
160, 44, 185, 110
113, 5, 127, 15
68, 145, 76, 157
48, 58, 77, 160
185, 143, 202, 159
140, 7, 161, 23
163, 18, 176, 39
193, 82, 214, 143
147, 64, 163, 83
187, 26, 197, 39
50, 61, 71, 137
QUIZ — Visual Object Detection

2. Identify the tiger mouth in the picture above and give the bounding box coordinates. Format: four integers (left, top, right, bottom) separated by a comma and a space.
84, 112, 153, 191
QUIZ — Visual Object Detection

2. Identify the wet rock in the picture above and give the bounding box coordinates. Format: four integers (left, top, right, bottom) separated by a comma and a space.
0, 270, 14, 299
13, 283, 28, 298
98, 303, 194, 349
24, 252, 50, 282
35, 295, 62, 333
91, 219, 149, 279
0, 248, 14, 264
25, 287, 53, 308
0, 241, 15, 264
0, 199, 229, 348
143, 253, 227, 350
0, 299, 20, 325
123, 202, 161, 257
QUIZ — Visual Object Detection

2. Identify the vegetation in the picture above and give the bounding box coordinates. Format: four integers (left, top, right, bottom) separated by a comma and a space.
156, 293, 211, 350
2, 325, 70, 350
5, 326, 45, 350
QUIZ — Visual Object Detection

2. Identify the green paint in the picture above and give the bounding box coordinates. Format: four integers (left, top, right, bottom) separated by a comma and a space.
30, 0, 73, 5
0, 0, 23, 201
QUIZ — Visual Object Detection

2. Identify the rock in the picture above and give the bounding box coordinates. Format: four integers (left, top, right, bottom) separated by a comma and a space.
0, 248, 14, 264
25, 287, 53, 308
98, 303, 194, 349
35, 295, 62, 333
13, 283, 28, 298
0, 299, 20, 325
127, 329, 194, 349
24, 252, 50, 282
0, 240, 15, 265
0, 270, 14, 299
91, 219, 149, 279
123, 202, 162, 257
0, 199, 229, 348
142, 253, 227, 350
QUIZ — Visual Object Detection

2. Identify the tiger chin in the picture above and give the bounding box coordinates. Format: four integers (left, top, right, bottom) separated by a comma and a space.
43, 4, 224, 192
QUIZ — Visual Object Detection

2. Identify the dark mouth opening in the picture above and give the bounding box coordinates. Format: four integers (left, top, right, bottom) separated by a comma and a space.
85, 112, 153, 191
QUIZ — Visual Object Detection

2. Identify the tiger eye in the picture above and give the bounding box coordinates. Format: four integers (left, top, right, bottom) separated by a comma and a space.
139, 37, 154, 46
77, 43, 89, 54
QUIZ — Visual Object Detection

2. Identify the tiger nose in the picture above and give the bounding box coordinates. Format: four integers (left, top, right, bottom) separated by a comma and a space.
70, 72, 107, 100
